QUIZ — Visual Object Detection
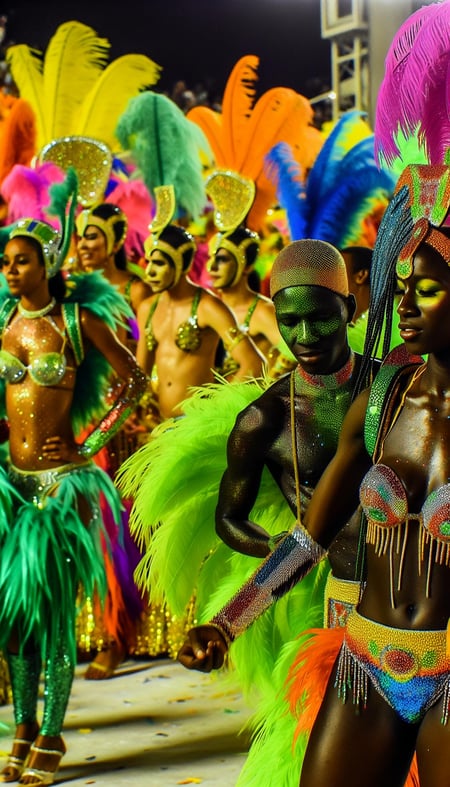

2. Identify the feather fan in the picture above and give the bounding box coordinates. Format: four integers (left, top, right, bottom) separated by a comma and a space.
238, 89, 313, 179
221, 54, 259, 165
265, 142, 307, 241
374, 2, 450, 166
6, 45, 46, 147
75, 54, 162, 149
0, 161, 64, 225
187, 55, 321, 233
186, 105, 226, 164
117, 379, 268, 614
306, 110, 370, 217
7, 20, 162, 159
0, 97, 37, 184
266, 111, 395, 247
42, 21, 110, 145
115, 91, 206, 219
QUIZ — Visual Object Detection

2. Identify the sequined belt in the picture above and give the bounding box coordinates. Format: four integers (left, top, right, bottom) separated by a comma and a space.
8, 460, 93, 505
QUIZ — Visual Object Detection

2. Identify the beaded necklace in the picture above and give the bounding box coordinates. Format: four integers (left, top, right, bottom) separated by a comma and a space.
295, 350, 355, 390
18, 297, 56, 320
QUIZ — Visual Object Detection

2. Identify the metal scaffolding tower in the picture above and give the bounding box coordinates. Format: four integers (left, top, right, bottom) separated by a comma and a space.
320, 0, 369, 122
319, 0, 436, 126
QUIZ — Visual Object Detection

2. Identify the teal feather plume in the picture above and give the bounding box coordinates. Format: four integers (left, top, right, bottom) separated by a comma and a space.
115, 91, 206, 219
47, 166, 78, 264
63, 271, 133, 434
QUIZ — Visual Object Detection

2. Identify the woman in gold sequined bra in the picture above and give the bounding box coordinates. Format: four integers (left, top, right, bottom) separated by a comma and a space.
0, 201, 146, 785
136, 223, 265, 421
207, 226, 294, 379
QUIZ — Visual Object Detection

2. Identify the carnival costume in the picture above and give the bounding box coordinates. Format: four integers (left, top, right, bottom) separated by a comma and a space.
0, 169, 146, 784
187, 55, 320, 375
3, 18, 159, 266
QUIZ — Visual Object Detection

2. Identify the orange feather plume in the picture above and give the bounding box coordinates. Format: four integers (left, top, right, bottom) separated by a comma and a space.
187, 55, 322, 233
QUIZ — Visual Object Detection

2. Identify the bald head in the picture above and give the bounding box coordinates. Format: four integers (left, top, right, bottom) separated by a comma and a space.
270, 239, 349, 299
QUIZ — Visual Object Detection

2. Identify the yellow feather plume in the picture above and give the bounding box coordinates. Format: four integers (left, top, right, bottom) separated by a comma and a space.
75, 54, 162, 150
6, 45, 46, 144
7, 19, 161, 155
42, 21, 110, 146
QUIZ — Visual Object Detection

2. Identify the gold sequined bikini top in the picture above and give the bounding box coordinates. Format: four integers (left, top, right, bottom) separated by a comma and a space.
145, 288, 203, 353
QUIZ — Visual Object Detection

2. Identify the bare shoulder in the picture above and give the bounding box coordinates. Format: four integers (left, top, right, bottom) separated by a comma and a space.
198, 287, 237, 326
234, 376, 289, 437
136, 293, 158, 321
255, 293, 275, 312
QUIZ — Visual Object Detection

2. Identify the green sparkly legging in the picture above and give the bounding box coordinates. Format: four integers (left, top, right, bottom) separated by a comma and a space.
7, 635, 75, 737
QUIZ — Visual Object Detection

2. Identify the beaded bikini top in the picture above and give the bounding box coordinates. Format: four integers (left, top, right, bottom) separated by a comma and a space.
145, 288, 203, 353
362, 360, 450, 602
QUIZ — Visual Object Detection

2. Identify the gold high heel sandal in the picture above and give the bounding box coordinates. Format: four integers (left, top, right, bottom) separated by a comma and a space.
19, 743, 65, 786
0, 737, 34, 782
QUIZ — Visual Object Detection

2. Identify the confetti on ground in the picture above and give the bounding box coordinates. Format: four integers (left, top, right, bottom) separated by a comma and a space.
78, 728, 93, 734
177, 779, 202, 784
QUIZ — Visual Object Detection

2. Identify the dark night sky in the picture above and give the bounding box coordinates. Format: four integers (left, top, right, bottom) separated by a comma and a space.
2, 0, 331, 102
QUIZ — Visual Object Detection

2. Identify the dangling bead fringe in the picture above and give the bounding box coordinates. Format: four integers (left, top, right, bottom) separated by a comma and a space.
334, 641, 368, 710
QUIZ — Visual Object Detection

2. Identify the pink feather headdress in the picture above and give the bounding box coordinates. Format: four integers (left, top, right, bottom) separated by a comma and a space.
374, 1, 450, 168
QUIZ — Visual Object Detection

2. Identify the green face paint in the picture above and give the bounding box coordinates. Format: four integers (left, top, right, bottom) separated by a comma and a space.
274, 285, 350, 375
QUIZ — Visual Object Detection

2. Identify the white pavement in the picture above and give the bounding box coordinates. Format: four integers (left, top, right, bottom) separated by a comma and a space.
0, 657, 253, 786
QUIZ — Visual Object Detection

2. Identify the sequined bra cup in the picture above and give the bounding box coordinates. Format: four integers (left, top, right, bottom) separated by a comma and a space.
361, 464, 450, 557
146, 288, 203, 353
0, 347, 69, 386
362, 359, 450, 601
0, 300, 80, 386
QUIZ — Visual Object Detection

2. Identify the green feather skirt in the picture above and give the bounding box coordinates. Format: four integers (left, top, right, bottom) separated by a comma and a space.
0, 462, 122, 661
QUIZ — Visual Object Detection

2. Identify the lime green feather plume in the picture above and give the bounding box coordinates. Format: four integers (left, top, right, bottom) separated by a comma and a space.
117, 379, 268, 615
